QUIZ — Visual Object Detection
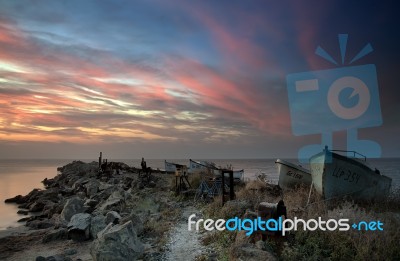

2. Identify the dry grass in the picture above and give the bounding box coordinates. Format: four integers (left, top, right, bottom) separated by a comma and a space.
199, 180, 400, 260
281, 188, 400, 260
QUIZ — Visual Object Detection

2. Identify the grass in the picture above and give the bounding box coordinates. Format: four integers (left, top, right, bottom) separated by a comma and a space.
197, 179, 400, 260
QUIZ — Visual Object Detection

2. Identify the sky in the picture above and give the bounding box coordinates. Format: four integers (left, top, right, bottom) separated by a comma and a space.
0, 0, 399, 159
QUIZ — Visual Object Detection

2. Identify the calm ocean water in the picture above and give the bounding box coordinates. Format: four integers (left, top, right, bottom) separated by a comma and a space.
1, 158, 399, 230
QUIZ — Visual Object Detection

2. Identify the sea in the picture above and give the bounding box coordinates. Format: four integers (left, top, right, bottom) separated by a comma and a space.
1, 158, 399, 230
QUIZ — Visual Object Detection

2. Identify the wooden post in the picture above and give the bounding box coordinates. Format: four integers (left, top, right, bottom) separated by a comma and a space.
221, 169, 234, 206
99, 152, 102, 169
229, 171, 234, 200
221, 171, 225, 206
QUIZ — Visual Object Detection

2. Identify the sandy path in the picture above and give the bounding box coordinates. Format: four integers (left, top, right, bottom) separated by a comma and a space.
163, 205, 207, 261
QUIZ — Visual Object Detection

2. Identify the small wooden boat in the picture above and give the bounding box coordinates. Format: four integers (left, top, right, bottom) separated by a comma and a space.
275, 159, 312, 189
189, 159, 244, 181
165, 160, 183, 173
189, 159, 217, 174
309, 147, 392, 201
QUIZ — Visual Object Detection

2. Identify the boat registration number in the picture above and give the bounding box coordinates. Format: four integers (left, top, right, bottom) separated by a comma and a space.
332, 167, 361, 184
287, 170, 302, 179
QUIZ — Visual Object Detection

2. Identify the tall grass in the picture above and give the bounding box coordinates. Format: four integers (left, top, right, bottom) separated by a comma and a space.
200, 180, 400, 260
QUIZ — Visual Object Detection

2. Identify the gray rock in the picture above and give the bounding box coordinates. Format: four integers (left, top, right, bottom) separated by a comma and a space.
90, 215, 107, 239
42, 228, 68, 243
76, 191, 86, 200
29, 201, 46, 212
105, 211, 121, 224
60, 197, 85, 222
17, 209, 29, 215
98, 189, 126, 212
85, 198, 99, 207
85, 180, 100, 198
90, 221, 144, 261
67, 213, 91, 241
35, 256, 46, 261
119, 212, 143, 235
64, 248, 77, 256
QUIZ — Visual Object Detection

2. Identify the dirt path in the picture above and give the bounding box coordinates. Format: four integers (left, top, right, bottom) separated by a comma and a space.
163, 205, 208, 261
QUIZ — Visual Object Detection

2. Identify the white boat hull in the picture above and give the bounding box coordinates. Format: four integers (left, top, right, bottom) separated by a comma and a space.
310, 149, 392, 201
189, 159, 244, 181
276, 159, 312, 189
165, 161, 178, 173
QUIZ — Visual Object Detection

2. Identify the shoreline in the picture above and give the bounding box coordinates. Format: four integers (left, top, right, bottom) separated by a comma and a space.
1, 160, 399, 260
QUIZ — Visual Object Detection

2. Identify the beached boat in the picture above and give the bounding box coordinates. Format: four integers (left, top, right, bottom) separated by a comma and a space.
275, 159, 312, 189
165, 160, 180, 173
189, 159, 244, 181
309, 147, 392, 201
228, 169, 244, 182
189, 159, 218, 174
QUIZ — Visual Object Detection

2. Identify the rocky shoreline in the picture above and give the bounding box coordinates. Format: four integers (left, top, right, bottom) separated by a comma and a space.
1, 160, 185, 261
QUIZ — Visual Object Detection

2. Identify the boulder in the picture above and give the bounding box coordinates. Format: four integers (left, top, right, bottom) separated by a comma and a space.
90, 221, 143, 261
119, 212, 143, 235
67, 213, 91, 241
85, 180, 100, 198
98, 189, 126, 212
105, 211, 121, 225
90, 215, 107, 239
60, 197, 86, 222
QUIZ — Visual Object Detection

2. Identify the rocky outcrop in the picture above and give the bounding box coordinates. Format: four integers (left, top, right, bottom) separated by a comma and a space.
90, 221, 144, 261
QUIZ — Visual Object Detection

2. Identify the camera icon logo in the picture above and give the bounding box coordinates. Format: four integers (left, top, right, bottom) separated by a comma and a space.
286, 34, 382, 161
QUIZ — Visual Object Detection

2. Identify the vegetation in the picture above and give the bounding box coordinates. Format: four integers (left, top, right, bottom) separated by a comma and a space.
197, 180, 400, 260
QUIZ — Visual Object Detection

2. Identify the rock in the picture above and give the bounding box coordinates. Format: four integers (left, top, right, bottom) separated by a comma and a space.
17, 209, 29, 215
36, 256, 46, 261
84, 199, 99, 208
98, 183, 113, 191
119, 212, 143, 235
76, 191, 86, 199
29, 201, 46, 212
26, 219, 54, 229
42, 177, 56, 188
85, 180, 100, 198
64, 248, 77, 255
67, 213, 91, 241
105, 211, 121, 224
60, 197, 86, 222
42, 228, 68, 243
90, 215, 107, 239
98, 189, 126, 212
90, 221, 144, 261
18, 217, 31, 222
4, 195, 23, 203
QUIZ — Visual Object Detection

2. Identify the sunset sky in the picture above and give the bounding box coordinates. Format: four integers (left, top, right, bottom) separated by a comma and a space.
0, 0, 398, 159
